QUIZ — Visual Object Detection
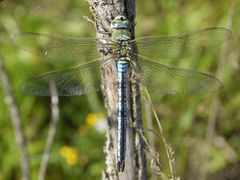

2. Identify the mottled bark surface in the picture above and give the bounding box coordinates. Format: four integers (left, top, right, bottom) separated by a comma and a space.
86, 0, 147, 179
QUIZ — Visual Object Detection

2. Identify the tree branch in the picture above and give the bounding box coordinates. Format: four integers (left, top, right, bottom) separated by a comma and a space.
38, 81, 59, 180
0, 54, 29, 180
86, 0, 147, 179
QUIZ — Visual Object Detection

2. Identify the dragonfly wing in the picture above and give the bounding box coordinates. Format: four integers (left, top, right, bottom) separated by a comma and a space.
12, 32, 103, 62
137, 55, 222, 94
135, 27, 232, 60
22, 60, 102, 96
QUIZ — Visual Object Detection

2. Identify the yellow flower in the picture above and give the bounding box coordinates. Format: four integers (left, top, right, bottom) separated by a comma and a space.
86, 113, 99, 127
85, 112, 107, 132
59, 146, 78, 166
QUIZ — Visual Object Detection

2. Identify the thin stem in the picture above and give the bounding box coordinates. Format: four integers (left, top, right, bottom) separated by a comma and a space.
144, 87, 177, 180
0, 54, 29, 180
206, 0, 234, 142
38, 80, 59, 180
202, 2, 234, 180
145, 102, 158, 180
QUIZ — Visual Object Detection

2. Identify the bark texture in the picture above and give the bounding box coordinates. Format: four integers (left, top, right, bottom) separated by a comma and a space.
86, 0, 147, 179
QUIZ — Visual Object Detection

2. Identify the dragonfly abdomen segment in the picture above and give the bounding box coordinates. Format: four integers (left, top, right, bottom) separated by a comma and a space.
116, 58, 129, 172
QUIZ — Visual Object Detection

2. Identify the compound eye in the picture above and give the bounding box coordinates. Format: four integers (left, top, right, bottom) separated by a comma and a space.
118, 15, 126, 21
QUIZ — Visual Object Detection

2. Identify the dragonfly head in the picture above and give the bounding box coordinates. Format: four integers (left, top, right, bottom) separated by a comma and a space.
111, 15, 131, 30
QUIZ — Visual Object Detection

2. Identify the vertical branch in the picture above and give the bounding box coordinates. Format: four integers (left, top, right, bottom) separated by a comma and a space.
206, 1, 234, 142
38, 80, 59, 180
0, 54, 29, 180
86, 0, 147, 179
201, 2, 235, 180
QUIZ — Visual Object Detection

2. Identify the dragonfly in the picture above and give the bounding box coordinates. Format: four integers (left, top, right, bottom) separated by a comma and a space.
13, 15, 232, 172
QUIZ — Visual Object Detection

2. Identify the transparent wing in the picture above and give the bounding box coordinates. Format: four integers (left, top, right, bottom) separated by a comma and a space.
137, 55, 222, 94
135, 27, 232, 60
12, 32, 105, 62
21, 60, 102, 96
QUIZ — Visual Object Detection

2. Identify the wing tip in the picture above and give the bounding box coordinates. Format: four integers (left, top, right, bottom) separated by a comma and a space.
12, 32, 41, 42
20, 82, 38, 96
206, 27, 233, 40
20, 78, 50, 96
198, 76, 223, 94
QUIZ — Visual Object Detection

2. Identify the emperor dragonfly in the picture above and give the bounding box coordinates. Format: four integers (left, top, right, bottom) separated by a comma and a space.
13, 15, 232, 171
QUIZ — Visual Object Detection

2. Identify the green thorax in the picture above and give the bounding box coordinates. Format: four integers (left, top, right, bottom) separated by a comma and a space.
112, 30, 131, 41
111, 15, 132, 58
111, 15, 132, 42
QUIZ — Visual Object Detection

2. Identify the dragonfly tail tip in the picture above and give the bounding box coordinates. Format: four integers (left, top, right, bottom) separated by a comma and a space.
117, 161, 125, 172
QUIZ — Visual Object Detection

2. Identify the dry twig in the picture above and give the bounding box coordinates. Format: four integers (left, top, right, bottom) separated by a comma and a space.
38, 80, 59, 180
0, 54, 29, 180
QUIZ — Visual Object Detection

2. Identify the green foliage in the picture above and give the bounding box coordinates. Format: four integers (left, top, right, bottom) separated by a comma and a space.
0, 0, 239, 179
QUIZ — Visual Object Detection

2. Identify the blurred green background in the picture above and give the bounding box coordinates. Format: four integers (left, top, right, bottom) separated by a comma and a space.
0, 0, 239, 179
